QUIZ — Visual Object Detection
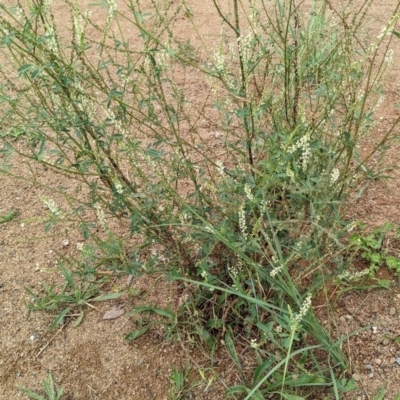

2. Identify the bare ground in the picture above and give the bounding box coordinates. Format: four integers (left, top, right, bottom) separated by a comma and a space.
2, 0, 400, 399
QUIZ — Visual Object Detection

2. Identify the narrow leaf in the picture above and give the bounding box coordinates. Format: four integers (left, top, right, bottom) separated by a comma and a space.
72, 312, 84, 328
126, 305, 174, 319
280, 394, 306, 400
196, 326, 214, 349
225, 329, 241, 369
125, 324, 151, 341
58, 264, 75, 290
91, 291, 126, 302
17, 387, 45, 400
49, 307, 70, 332
373, 387, 386, 400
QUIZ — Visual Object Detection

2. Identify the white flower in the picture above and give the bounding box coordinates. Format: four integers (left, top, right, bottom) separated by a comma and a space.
385, 49, 394, 64
42, 0, 52, 13
228, 264, 238, 278
44, 23, 59, 54
213, 48, 225, 72
289, 293, 312, 331
115, 182, 123, 194
216, 160, 224, 176
13, 7, 24, 20
338, 269, 369, 281
286, 165, 296, 182
41, 196, 63, 217
330, 168, 340, 184
105, 0, 117, 15
94, 203, 108, 231
270, 265, 282, 277
76, 242, 84, 251
250, 338, 258, 349
238, 202, 248, 240
74, 15, 83, 39
346, 221, 358, 232
244, 184, 253, 202
287, 133, 312, 171
205, 225, 214, 233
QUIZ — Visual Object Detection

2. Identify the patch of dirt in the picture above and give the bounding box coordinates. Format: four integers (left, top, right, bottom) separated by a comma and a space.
1, 0, 400, 399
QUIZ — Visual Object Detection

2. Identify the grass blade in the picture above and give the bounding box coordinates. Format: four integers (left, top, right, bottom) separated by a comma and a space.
49, 307, 70, 332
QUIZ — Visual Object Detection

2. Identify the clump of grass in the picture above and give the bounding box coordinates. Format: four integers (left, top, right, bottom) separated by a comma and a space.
1, 0, 400, 398
17, 372, 63, 400
0, 209, 19, 224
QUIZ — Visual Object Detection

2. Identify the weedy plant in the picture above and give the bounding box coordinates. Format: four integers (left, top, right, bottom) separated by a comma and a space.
1, 0, 400, 398
349, 222, 400, 277
0, 209, 19, 224
18, 372, 63, 400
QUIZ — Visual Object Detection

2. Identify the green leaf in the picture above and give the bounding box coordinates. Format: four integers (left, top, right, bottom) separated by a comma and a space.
91, 291, 126, 302
373, 386, 386, 400
126, 305, 175, 319
226, 385, 248, 395
253, 358, 274, 384
125, 324, 151, 340
0, 210, 19, 224
393, 30, 400, 39
31, 67, 42, 79
280, 394, 306, 400
58, 264, 76, 291
196, 326, 214, 349
386, 256, 400, 271
225, 328, 241, 369
49, 307, 70, 332
72, 312, 84, 328
17, 387, 46, 400
336, 377, 356, 394
42, 373, 55, 399
18, 64, 34, 78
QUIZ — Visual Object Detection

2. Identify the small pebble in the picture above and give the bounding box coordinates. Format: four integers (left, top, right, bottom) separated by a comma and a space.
365, 364, 374, 373
375, 358, 382, 365
389, 307, 396, 316
62, 239, 69, 248
352, 373, 362, 382
372, 326, 378, 334
382, 339, 390, 346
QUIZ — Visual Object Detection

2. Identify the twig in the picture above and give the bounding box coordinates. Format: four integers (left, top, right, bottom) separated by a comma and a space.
36, 324, 65, 358
145, 384, 155, 400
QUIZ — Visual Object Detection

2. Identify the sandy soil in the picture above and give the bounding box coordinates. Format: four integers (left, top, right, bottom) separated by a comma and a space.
1, 0, 400, 399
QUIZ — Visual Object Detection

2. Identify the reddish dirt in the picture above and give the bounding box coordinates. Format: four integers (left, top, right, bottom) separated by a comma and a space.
1, 0, 400, 399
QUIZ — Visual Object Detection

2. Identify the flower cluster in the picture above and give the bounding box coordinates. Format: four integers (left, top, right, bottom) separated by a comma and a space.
270, 264, 283, 277
94, 203, 108, 231
287, 133, 312, 171
330, 168, 339, 184
244, 184, 253, 202
44, 23, 59, 54
41, 196, 63, 217
289, 293, 312, 331
385, 49, 394, 65
337, 269, 369, 281
238, 202, 248, 240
